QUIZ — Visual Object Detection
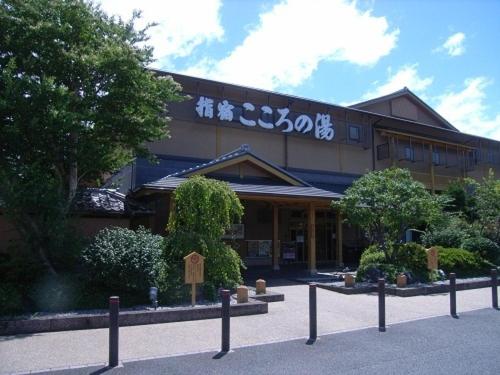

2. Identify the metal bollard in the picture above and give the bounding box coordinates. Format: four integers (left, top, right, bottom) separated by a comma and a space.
492, 269, 498, 309
221, 289, 230, 352
109, 296, 120, 367
378, 278, 386, 332
309, 283, 317, 341
449, 273, 458, 318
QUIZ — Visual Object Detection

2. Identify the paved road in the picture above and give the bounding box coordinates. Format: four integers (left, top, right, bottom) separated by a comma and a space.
0, 283, 496, 374
37, 308, 500, 375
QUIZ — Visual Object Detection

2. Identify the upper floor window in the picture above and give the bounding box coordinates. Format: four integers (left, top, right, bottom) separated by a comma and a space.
348, 125, 360, 142
404, 146, 415, 161
432, 150, 440, 165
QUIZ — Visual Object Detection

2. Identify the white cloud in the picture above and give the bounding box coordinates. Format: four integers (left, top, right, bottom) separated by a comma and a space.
435, 77, 500, 140
97, 0, 224, 65
441, 32, 466, 57
360, 64, 433, 100
182, 0, 398, 90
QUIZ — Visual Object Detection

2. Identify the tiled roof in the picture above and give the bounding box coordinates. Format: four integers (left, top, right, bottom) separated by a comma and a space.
141, 176, 343, 200
166, 144, 311, 187
72, 188, 151, 216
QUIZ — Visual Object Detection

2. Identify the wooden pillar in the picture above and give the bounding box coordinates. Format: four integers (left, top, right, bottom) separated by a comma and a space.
336, 211, 343, 267
308, 203, 317, 274
272, 204, 280, 271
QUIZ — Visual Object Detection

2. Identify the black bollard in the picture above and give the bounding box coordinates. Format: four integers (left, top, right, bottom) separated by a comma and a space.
492, 269, 498, 310
109, 296, 120, 367
378, 278, 386, 332
309, 283, 317, 341
449, 273, 458, 318
221, 289, 230, 352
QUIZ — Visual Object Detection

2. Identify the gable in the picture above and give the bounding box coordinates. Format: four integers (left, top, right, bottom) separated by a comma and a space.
186, 154, 304, 186
351, 89, 458, 131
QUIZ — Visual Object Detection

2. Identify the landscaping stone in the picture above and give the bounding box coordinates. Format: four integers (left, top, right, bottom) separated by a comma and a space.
397, 274, 407, 288
237, 285, 249, 303
345, 274, 355, 287
256, 279, 266, 294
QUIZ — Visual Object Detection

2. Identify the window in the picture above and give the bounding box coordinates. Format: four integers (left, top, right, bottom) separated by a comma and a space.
404, 146, 415, 161
377, 143, 390, 160
432, 150, 440, 165
348, 125, 360, 142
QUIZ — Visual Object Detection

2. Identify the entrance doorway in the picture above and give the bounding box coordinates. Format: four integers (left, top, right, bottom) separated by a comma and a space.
279, 208, 336, 266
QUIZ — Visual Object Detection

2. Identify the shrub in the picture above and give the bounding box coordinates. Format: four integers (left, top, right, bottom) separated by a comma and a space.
356, 246, 398, 283
461, 236, 499, 264
357, 243, 429, 283
392, 242, 429, 282
437, 247, 492, 278
421, 214, 475, 249
81, 226, 164, 305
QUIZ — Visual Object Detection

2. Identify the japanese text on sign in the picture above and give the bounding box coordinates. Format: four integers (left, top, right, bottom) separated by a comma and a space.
195, 96, 335, 141
184, 252, 204, 284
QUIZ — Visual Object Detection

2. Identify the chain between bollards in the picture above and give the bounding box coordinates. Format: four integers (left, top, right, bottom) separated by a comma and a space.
449, 273, 458, 318
492, 268, 498, 310
221, 289, 230, 353
378, 278, 386, 332
108, 296, 120, 368
309, 283, 317, 341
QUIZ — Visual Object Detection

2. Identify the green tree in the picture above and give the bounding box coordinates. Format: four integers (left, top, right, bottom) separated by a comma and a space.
0, 0, 184, 274
476, 169, 500, 243
164, 176, 244, 300
333, 168, 445, 261
443, 178, 479, 222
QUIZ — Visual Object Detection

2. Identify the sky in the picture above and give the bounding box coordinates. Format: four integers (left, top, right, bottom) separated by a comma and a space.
98, 0, 500, 140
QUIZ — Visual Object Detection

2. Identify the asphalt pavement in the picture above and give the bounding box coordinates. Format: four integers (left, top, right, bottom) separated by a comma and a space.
35, 308, 500, 375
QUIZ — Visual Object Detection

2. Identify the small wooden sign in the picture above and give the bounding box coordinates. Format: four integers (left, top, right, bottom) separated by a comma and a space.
426, 247, 438, 271
184, 251, 205, 306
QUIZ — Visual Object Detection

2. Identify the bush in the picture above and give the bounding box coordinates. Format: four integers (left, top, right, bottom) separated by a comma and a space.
357, 243, 429, 283
437, 247, 493, 278
81, 226, 164, 305
421, 226, 468, 248
461, 236, 499, 264
421, 214, 474, 248
356, 246, 398, 283
392, 242, 429, 282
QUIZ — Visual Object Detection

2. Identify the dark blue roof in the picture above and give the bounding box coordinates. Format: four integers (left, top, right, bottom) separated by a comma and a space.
140, 177, 344, 200
165, 144, 311, 187
132, 150, 362, 195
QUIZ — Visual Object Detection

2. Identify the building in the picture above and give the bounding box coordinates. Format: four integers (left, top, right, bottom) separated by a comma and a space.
2, 71, 499, 272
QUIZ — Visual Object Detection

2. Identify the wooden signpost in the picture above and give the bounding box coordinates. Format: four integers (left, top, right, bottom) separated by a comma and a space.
426, 247, 439, 271
184, 251, 205, 306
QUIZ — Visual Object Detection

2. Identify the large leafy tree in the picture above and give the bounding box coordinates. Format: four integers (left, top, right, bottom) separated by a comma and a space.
333, 168, 445, 261
0, 0, 184, 274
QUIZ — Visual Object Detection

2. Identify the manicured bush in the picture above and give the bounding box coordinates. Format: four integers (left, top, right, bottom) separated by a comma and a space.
356, 246, 398, 283
461, 236, 499, 264
437, 247, 493, 278
421, 214, 475, 249
392, 242, 429, 282
81, 226, 164, 305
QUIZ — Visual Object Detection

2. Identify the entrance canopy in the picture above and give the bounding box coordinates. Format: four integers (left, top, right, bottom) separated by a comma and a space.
137, 175, 342, 203
132, 144, 344, 203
